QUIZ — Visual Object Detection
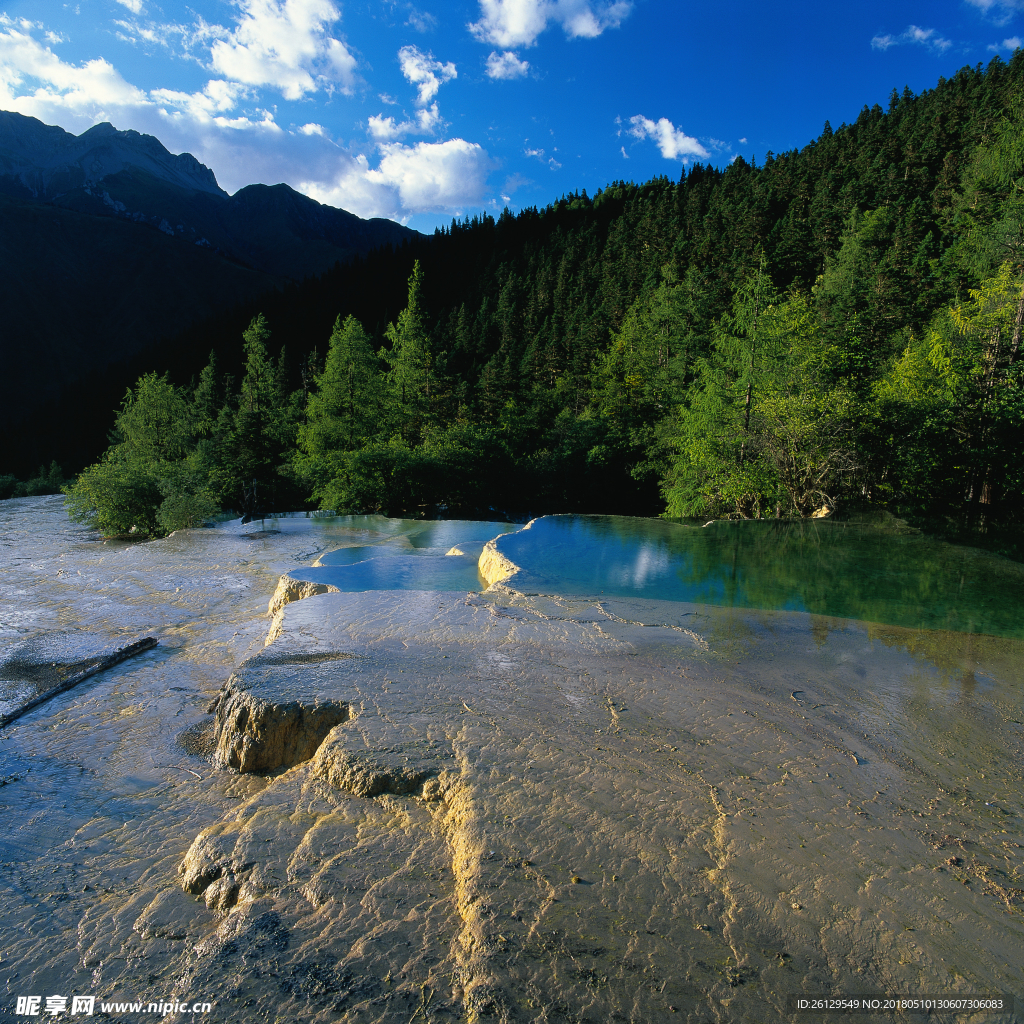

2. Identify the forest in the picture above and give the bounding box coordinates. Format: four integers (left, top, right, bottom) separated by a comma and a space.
62, 54, 1024, 541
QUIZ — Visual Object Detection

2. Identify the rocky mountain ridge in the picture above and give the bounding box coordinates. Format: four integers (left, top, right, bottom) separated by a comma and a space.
0, 111, 415, 281
0, 112, 224, 198
0, 111, 418, 477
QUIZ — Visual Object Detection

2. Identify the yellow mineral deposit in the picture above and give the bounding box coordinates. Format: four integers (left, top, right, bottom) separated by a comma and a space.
477, 536, 521, 587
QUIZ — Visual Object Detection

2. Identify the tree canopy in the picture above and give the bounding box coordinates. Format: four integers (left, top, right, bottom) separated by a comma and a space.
64, 54, 1024, 542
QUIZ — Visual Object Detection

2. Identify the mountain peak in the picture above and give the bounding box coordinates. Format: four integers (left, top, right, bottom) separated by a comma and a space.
0, 111, 226, 198
80, 121, 117, 138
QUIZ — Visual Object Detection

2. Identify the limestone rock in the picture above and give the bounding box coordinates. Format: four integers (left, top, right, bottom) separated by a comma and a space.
311, 723, 453, 798
133, 888, 205, 940
266, 576, 340, 645
209, 649, 353, 774
178, 821, 250, 895
478, 537, 519, 587
267, 575, 341, 617
211, 687, 349, 774
203, 873, 241, 911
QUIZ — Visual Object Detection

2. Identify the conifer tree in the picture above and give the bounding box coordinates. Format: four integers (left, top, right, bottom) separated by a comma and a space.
298, 315, 383, 506
383, 261, 434, 440
223, 314, 300, 516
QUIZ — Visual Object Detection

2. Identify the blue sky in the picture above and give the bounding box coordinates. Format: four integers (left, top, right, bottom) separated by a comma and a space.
2, 0, 1023, 231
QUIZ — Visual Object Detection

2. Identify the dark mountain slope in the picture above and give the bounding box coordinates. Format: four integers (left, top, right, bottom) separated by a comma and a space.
0, 112, 417, 475
0, 112, 415, 280
44, 170, 414, 282
0, 113, 223, 197
0, 194, 280, 459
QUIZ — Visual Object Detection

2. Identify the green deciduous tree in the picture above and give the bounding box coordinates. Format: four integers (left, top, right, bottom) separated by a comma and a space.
64, 372, 217, 536
664, 274, 861, 518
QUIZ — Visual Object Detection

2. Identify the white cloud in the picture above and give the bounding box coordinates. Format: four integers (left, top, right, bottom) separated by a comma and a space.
307, 138, 494, 217
627, 115, 708, 161
367, 102, 441, 140
150, 80, 256, 125
524, 146, 545, 159
0, 19, 149, 111
871, 25, 952, 53
373, 139, 492, 210
485, 49, 529, 78
0, 16, 493, 222
368, 113, 402, 141
967, 0, 1024, 26
988, 35, 1023, 50
406, 7, 437, 32
115, 0, 145, 14
398, 44, 456, 105
469, 0, 631, 48
208, 0, 358, 101
0, 17, 282, 134
113, 19, 187, 49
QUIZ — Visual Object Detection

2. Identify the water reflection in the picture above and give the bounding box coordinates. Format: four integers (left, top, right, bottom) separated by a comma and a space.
494, 515, 1024, 639
293, 518, 516, 592
315, 518, 516, 562
296, 553, 486, 592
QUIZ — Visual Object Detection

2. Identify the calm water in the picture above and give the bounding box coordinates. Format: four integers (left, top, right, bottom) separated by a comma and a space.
291, 517, 516, 592
489, 515, 1024, 639
289, 512, 1024, 641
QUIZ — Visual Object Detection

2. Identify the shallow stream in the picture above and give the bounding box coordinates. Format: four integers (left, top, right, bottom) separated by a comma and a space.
0, 499, 1021, 1023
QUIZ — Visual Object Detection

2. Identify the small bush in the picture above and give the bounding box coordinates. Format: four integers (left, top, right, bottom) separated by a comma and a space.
64, 459, 165, 537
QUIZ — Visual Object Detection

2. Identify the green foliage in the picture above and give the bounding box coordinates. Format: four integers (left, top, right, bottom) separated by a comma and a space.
870, 262, 1024, 515
63, 56, 1024, 529
952, 95, 1024, 278
297, 315, 383, 506
155, 462, 220, 532
109, 372, 193, 463
663, 280, 867, 519
382, 261, 442, 440
318, 425, 513, 516
212, 315, 306, 515
0, 462, 69, 500
65, 459, 165, 537
64, 372, 219, 537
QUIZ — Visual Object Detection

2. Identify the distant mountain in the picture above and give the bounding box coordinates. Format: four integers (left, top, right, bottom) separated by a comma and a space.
0, 113, 224, 197
0, 111, 418, 476
0, 111, 415, 280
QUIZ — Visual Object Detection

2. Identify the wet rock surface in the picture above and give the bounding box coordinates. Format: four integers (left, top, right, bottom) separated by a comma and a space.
164, 589, 1024, 1023
0, 629, 146, 715
1, 499, 1022, 1023
209, 649, 352, 773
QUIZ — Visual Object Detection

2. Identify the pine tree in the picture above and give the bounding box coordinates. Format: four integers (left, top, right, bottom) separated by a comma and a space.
298, 315, 383, 507
383, 261, 435, 441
